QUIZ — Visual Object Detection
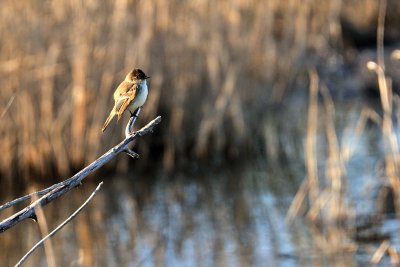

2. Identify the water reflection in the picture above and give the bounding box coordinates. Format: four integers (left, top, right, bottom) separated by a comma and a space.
1, 96, 400, 266
0, 163, 298, 266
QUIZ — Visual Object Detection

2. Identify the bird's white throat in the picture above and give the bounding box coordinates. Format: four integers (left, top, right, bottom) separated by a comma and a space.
132, 80, 148, 110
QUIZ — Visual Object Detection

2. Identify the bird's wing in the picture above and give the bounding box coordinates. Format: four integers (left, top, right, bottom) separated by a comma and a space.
113, 81, 131, 100
115, 83, 137, 120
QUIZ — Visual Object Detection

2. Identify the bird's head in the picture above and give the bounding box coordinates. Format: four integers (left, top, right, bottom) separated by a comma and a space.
125, 68, 150, 82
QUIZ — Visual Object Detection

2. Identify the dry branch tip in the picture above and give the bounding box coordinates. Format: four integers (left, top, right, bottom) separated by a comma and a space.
125, 148, 140, 158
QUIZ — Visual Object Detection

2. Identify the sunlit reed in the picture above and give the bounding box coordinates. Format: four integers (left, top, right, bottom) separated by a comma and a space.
0, 0, 339, 183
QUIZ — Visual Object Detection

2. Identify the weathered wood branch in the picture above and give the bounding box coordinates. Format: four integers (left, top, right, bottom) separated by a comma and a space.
0, 116, 161, 233
15, 182, 103, 267
0, 181, 68, 212
0, 108, 145, 212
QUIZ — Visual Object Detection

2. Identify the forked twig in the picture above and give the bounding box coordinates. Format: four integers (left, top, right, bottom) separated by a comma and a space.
0, 116, 161, 232
0, 180, 72, 212
15, 182, 104, 267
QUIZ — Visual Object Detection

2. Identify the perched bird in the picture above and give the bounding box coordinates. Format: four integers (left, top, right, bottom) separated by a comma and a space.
102, 68, 150, 132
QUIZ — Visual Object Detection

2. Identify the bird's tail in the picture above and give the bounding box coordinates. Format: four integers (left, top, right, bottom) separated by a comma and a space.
101, 110, 116, 132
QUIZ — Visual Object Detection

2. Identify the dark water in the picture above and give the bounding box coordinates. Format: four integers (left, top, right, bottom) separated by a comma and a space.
1, 96, 400, 266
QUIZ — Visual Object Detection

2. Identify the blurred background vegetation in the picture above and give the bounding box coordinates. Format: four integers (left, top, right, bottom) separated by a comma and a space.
0, 0, 398, 184
2, 0, 400, 265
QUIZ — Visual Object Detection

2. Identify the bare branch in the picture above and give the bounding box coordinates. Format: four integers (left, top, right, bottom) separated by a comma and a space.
15, 182, 104, 267
0, 181, 71, 212
0, 116, 161, 232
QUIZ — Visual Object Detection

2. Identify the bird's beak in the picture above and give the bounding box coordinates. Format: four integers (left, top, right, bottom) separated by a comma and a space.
146, 76, 150, 79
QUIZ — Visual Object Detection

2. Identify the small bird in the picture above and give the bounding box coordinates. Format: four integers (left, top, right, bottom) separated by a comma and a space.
102, 68, 150, 132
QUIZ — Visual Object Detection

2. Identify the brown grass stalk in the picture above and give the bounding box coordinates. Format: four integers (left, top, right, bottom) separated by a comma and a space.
305, 69, 319, 206
366, 0, 400, 215
289, 70, 357, 253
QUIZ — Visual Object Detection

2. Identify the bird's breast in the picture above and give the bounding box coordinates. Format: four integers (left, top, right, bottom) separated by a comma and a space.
129, 82, 148, 111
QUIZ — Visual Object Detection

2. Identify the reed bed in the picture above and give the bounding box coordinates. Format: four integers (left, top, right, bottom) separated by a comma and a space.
286, 0, 400, 261
0, 0, 341, 185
